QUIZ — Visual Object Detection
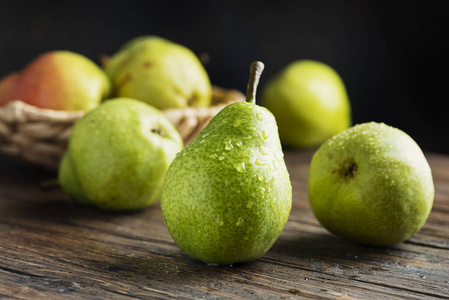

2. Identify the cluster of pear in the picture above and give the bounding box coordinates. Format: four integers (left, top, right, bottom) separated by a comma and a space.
161, 61, 434, 265
0, 36, 435, 266
0, 36, 211, 111
54, 37, 215, 212
261, 61, 433, 249
0, 36, 212, 211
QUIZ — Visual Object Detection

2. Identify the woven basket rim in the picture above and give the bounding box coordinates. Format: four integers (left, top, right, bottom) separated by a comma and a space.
0, 85, 244, 119
0, 85, 246, 169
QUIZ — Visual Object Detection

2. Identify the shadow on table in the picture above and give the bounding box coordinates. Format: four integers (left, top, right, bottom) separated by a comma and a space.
2, 182, 156, 225
267, 230, 404, 270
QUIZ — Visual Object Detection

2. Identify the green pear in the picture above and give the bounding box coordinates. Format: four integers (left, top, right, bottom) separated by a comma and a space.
261, 60, 351, 148
117, 35, 155, 52
308, 122, 434, 246
9, 51, 111, 111
58, 154, 91, 205
104, 36, 212, 110
161, 62, 292, 265
58, 98, 183, 211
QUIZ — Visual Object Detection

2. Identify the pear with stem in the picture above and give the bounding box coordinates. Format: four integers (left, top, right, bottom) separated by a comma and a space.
161, 62, 292, 265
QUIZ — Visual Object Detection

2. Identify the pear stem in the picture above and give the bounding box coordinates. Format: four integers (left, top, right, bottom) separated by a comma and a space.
246, 61, 265, 104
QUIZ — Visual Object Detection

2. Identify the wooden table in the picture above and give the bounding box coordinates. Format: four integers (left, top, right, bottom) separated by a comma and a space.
0, 151, 448, 299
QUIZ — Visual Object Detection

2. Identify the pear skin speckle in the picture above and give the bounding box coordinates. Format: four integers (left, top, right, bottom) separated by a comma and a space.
60, 98, 183, 211
161, 101, 292, 265
104, 36, 211, 109
308, 122, 434, 246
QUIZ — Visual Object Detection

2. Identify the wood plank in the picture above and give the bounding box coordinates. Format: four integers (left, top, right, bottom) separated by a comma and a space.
0, 150, 448, 299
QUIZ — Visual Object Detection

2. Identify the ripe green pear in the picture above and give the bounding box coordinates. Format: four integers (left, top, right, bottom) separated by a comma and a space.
104, 36, 212, 110
9, 51, 111, 111
161, 62, 292, 265
58, 154, 91, 205
58, 98, 183, 211
308, 122, 434, 246
261, 60, 351, 148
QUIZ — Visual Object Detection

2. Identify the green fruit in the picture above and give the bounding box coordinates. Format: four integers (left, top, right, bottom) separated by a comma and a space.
117, 35, 155, 52
261, 60, 351, 148
58, 154, 91, 205
104, 36, 212, 110
161, 62, 292, 265
308, 122, 434, 246
59, 98, 183, 211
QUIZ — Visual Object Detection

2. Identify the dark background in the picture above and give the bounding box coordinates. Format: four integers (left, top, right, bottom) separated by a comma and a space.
0, 0, 448, 168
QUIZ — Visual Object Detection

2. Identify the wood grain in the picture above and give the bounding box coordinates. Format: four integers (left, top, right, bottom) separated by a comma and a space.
0, 151, 448, 299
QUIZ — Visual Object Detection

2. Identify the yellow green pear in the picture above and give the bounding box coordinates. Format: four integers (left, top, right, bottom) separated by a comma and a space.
308, 122, 434, 246
261, 60, 351, 148
104, 36, 212, 110
58, 98, 183, 211
161, 62, 292, 265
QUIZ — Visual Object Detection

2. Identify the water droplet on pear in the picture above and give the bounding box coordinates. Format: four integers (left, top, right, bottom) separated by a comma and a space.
234, 162, 246, 172
225, 140, 233, 150
262, 131, 269, 139
259, 145, 269, 155
216, 215, 224, 226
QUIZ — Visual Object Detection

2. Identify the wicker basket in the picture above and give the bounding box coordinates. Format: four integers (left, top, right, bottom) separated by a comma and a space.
0, 86, 245, 170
